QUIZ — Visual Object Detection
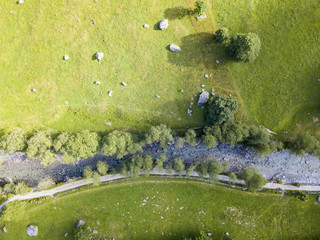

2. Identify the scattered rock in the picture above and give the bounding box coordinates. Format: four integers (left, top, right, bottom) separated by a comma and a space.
93, 230, 98, 234
169, 44, 181, 52
31, 88, 36, 93
17, 0, 24, 4
180, 89, 184, 93
76, 220, 85, 228
94, 81, 101, 85
216, 60, 220, 64
63, 55, 69, 60
96, 52, 104, 61
159, 19, 169, 30
3, 226, 7, 233
198, 91, 209, 106
317, 195, 320, 202
64, 233, 68, 237
27, 225, 38, 237
64, 101, 68, 105
156, 95, 160, 98
204, 74, 208, 78
121, 82, 127, 86
108, 90, 112, 96
187, 109, 192, 116
143, 24, 149, 29
9, 11, 16, 14
201, 84, 205, 87
207, 233, 212, 236
196, 13, 206, 20
105, 122, 111, 126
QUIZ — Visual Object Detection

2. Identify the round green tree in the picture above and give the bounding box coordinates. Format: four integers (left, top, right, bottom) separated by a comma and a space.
229, 33, 261, 62
193, 1, 208, 16
215, 28, 229, 43
205, 94, 238, 125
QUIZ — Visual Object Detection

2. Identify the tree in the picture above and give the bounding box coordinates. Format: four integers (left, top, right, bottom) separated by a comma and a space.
228, 172, 237, 183
27, 129, 54, 158
120, 156, 143, 178
3, 183, 15, 194
186, 164, 195, 177
292, 132, 320, 156
222, 160, 230, 170
185, 129, 197, 147
2, 200, 26, 221
145, 125, 174, 149
142, 155, 153, 176
41, 150, 57, 166
239, 168, 266, 192
220, 121, 249, 145
193, 1, 208, 16
215, 28, 229, 43
175, 137, 185, 149
196, 162, 208, 178
74, 225, 92, 240
205, 95, 238, 125
14, 182, 31, 195
96, 161, 108, 176
0, 128, 26, 153
207, 159, 223, 179
229, 33, 261, 62
53, 132, 71, 153
92, 172, 101, 186
203, 133, 217, 148
38, 176, 55, 190
155, 154, 166, 172
83, 166, 94, 179
102, 130, 142, 159
173, 158, 185, 175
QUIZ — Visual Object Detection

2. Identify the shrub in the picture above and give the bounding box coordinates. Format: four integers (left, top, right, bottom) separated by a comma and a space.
102, 130, 142, 159
203, 133, 216, 148
196, 162, 208, 178
215, 28, 229, 43
27, 129, 54, 158
222, 160, 230, 170
74, 225, 92, 240
185, 129, 197, 147
120, 156, 143, 178
229, 33, 261, 62
3, 183, 15, 194
207, 159, 223, 179
291, 132, 320, 156
166, 163, 174, 176
193, 1, 208, 16
62, 154, 76, 164
239, 168, 266, 192
0, 128, 27, 153
142, 155, 153, 176
83, 166, 94, 179
53, 132, 71, 152
2, 200, 26, 222
173, 158, 185, 175
205, 125, 222, 142
295, 192, 309, 201
175, 137, 185, 149
292, 182, 301, 187
228, 172, 237, 182
220, 121, 249, 145
186, 165, 195, 177
155, 154, 166, 172
14, 182, 31, 195
206, 95, 238, 125
96, 161, 108, 176
92, 172, 101, 186
38, 176, 55, 190
145, 124, 174, 149
41, 150, 57, 166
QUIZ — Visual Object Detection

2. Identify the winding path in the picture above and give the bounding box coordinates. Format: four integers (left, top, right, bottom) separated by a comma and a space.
1, 170, 320, 211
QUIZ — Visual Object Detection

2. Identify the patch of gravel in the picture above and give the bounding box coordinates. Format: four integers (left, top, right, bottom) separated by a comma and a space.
0, 142, 320, 185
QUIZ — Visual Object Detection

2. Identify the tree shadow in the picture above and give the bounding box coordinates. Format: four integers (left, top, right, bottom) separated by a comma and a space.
167, 32, 231, 69
91, 53, 97, 60
153, 22, 161, 30
164, 7, 193, 20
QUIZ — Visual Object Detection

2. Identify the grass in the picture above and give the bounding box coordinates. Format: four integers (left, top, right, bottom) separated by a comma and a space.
0, 0, 319, 136
1, 177, 320, 239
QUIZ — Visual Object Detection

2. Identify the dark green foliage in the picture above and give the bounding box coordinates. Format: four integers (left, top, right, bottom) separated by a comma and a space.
27, 129, 54, 158
83, 166, 94, 179
295, 192, 309, 201
196, 162, 208, 178
102, 130, 142, 159
215, 28, 229, 43
291, 132, 320, 156
239, 168, 266, 192
185, 129, 197, 147
2, 200, 26, 222
205, 125, 222, 142
96, 161, 108, 176
120, 156, 144, 178
145, 124, 174, 148
221, 121, 249, 145
175, 137, 185, 149
292, 182, 301, 187
0, 128, 27, 153
142, 155, 153, 176
203, 133, 217, 148
74, 225, 92, 240
207, 159, 223, 178
229, 33, 261, 62
173, 158, 185, 175
206, 95, 238, 125
193, 1, 208, 16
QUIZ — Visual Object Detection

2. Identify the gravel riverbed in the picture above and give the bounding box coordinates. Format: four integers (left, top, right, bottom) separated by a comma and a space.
0, 142, 320, 186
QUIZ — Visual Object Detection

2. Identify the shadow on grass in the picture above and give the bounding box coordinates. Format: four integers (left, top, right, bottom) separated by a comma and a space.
164, 7, 193, 20
91, 53, 97, 60
167, 32, 231, 69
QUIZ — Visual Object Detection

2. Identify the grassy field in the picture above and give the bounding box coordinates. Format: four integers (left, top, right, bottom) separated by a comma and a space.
1, 177, 320, 240
0, 0, 319, 134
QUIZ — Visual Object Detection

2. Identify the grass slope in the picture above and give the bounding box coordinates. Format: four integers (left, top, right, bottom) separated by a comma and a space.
1, 178, 320, 239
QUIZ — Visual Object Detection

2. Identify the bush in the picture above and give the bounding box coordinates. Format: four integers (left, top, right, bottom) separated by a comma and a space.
291, 132, 320, 156
239, 168, 266, 192
228, 172, 237, 182
120, 156, 143, 178
185, 129, 197, 147
205, 95, 238, 125
193, 1, 208, 16
220, 121, 249, 145
96, 161, 108, 176
173, 158, 185, 175
295, 192, 309, 201
215, 28, 229, 43
62, 154, 76, 164
38, 176, 55, 190
292, 182, 301, 187
207, 159, 223, 179
40, 150, 57, 166
142, 155, 153, 176
229, 33, 261, 62
102, 130, 142, 159
196, 162, 208, 178
74, 225, 92, 240
186, 165, 195, 177
145, 124, 174, 149
14, 182, 31, 195
175, 137, 185, 149
2, 200, 26, 222
222, 160, 230, 170
3, 183, 15, 194
83, 166, 94, 179
155, 154, 166, 172
203, 133, 216, 148
92, 172, 101, 186
27, 129, 54, 158
0, 128, 27, 153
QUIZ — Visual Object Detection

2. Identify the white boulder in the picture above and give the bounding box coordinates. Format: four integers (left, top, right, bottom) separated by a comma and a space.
76, 220, 85, 228
94, 81, 101, 85
63, 55, 69, 60
18, 0, 24, 4
31, 88, 36, 93
169, 44, 181, 52
108, 90, 113, 96
143, 24, 149, 29
159, 19, 169, 30
27, 225, 38, 237
96, 52, 104, 61
121, 82, 127, 86
198, 91, 209, 106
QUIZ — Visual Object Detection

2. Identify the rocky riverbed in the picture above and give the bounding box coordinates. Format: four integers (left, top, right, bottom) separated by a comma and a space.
0, 142, 320, 186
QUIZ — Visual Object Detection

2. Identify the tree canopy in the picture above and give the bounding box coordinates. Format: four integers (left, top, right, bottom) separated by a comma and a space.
229, 33, 261, 62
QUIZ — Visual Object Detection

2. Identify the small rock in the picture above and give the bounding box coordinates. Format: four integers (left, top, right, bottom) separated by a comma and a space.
63, 55, 69, 60
198, 91, 209, 106
94, 81, 101, 85
105, 122, 111, 126
9, 11, 16, 14
211, 92, 215, 96
76, 220, 85, 228
170, 111, 173, 114
31, 88, 36, 93
64, 233, 68, 237
159, 19, 169, 30
207, 233, 212, 236
108, 90, 112, 96
180, 89, 184, 92
96, 52, 104, 61
121, 82, 127, 86
169, 44, 181, 52
196, 13, 206, 20
204, 74, 208, 78
93, 230, 98, 234
216, 60, 220, 64
143, 24, 149, 29
64, 101, 68, 105
156, 95, 160, 98
18, 0, 24, 4
3, 226, 7, 233
191, 98, 193, 100
27, 225, 38, 237
201, 84, 205, 87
